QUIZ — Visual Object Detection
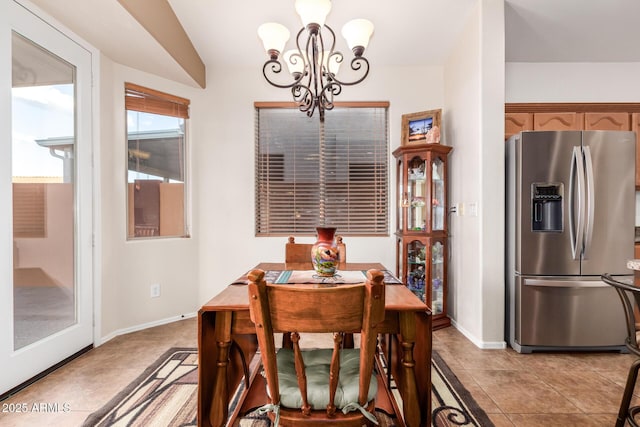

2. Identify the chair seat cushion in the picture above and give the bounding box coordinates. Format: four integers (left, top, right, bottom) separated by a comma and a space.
275, 348, 377, 410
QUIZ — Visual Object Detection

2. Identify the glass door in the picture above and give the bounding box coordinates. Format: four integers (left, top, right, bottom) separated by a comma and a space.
1, 1, 93, 395
431, 240, 445, 315
406, 239, 427, 303
11, 31, 78, 351
431, 157, 445, 231
407, 156, 426, 231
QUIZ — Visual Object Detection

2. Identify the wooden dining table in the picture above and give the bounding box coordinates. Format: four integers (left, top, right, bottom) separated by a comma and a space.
197, 262, 432, 427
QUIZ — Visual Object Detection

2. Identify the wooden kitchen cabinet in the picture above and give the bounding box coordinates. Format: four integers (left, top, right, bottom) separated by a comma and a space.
533, 112, 584, 131
505, 113, 533, 140
393, 143, 452, 329
584, 112, 630, 130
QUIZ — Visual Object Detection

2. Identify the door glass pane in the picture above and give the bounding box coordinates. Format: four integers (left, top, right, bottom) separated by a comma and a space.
11, 32, 76, 350
406, 240, 426, 303
408, 156, 426, 231
398, 159, 404, 231
432, 241, 444, 315
126, 111, 186, 238
432, 157, 445, 231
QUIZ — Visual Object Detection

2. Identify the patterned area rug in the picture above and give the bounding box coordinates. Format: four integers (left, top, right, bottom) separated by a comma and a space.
82, 347, 494, 427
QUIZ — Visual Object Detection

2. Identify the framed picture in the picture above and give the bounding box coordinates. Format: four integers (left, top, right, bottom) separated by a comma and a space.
401, 109, 442, 145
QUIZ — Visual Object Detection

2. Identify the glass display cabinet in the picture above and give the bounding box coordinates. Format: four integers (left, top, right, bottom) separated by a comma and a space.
393, 143, 452, 329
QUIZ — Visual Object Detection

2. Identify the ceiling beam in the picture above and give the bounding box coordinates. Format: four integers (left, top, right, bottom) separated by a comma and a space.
117, 0, 206, 88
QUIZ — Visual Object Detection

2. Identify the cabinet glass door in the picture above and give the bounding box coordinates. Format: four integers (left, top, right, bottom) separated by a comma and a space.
432, 157, 445, 231
397, 159, 404, 231
396, 238, 404, 284
406, 240, 426, 303
408, 156, 426, 231
431, 240, 444, 314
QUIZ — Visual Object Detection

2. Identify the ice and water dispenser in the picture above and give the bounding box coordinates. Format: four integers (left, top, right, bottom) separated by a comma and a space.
531, 183, 563, 232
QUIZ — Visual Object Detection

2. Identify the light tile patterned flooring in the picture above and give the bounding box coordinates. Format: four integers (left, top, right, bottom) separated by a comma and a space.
433, 326, 638, 426
0, 317, 637, 426
0, 318, 197, 427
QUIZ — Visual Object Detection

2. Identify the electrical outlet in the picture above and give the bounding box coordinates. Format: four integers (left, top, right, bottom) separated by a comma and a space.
150, 283, 161, 298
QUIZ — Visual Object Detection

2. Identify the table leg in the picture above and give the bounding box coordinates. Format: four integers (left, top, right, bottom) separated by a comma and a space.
198, 311, 218, 427
209, 311, 233, 427
399, 312, 421, 427
413, 312, 432, 427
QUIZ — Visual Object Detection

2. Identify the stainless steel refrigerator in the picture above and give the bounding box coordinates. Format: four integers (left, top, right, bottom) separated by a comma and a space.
506, 130, 635, 353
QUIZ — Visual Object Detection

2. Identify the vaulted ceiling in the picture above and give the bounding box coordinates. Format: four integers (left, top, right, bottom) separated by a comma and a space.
24, 0, 640, 88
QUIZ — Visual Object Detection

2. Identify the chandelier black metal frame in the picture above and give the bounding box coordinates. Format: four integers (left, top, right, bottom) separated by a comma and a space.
258, 1, 373, 121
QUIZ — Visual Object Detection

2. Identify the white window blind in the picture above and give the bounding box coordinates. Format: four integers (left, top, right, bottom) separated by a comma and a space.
255, 104, 389, 236
125, 82, 190, 119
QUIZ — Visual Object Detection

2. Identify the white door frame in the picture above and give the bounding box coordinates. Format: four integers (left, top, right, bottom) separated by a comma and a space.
0, 0, 98, 394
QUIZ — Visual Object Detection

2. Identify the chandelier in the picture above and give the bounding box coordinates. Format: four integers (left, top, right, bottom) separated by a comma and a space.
258, 0, 374, 121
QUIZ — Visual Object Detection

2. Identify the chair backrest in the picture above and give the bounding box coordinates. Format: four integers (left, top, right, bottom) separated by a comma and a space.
285, 236, 313, 264
601, 274, 640, 352
247, 268, 385, 424
285, 236, 346, 265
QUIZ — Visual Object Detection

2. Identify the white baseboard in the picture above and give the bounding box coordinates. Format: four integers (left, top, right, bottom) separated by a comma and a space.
450, 318, 507, 350
95, 312, 197, 346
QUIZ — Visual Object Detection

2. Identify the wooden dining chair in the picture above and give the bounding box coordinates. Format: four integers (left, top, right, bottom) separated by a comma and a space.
601, 273, 640, 427
283, 235, 351, 349
247, 269, 385, 426
285, 235, 346, 267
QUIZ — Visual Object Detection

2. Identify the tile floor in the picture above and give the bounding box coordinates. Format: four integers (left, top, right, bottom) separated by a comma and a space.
0, 317, 636, 426
0, 318, 197, 427
433, 327, 638, 426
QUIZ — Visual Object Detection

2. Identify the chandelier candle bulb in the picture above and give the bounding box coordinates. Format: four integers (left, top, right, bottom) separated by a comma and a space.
295, 0, 332, 28
257, 23, 290, 59
341, 19, 374, 56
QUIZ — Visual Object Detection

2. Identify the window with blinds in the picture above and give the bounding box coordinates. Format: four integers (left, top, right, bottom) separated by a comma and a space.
255, 104, 389, 236
125, 83, 189, 239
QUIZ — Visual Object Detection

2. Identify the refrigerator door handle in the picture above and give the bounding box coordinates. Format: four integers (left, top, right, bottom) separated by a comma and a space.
569, 146, 585, 260
523, 278, 613, 288
582, 146, 595, 260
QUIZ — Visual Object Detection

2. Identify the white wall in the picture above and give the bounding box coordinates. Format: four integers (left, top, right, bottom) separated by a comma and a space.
478, 0, 506, 346
196, 64, 446, 304
506, 62, 640, 102
443, 0, 505, 348
444, 3, 482, 342
98, 56, 201, 339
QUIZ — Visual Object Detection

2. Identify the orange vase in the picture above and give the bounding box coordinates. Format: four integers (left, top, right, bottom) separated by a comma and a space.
311, 227, 338, 276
